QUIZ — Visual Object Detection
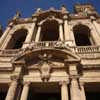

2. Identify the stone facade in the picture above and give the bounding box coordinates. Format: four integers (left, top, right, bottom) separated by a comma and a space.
0, 3, 100, 100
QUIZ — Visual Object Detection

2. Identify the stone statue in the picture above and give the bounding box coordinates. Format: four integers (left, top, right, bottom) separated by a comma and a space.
13, 11, 21, 20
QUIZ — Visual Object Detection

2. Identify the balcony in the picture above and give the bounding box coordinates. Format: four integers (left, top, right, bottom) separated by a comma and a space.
0, 41, 100, 56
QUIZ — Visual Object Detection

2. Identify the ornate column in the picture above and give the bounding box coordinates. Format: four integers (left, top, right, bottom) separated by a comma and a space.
20, 82, 30, 100
60, 81, 69, 100
5, 76, 18, 100
35, 24, 41, 42
63, 15, 70, 41
80, 82, 86, 100
90, 16, 100, 45
59, 21, 64, 41
70, 77, 81, 100
0, 22, 13, 47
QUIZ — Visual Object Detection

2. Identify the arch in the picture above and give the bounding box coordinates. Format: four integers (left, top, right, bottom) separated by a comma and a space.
6, 29, 28, 49
41, 20, 59, 41
73, 24, 92, 46
9, 25, 29, 35
38, 17, 62, 41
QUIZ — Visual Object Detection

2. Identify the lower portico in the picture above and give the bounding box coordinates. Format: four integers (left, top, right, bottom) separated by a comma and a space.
1, 80, 100, 100
20, 81, 69, 100
0, 47, 100, 100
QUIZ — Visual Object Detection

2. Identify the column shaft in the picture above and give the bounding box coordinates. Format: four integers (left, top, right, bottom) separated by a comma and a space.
25, 22, 36, 43
80, 83, 86, 100
59, 24, 64, 41
20, 82, 30, 100
64, 20, 70, 41
35, 26, 41, 42
5, 81, 17, 100
60, 81, 69, 100
70, 78, 81, 100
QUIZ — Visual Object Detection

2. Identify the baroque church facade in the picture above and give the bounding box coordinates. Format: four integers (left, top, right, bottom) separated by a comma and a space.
0, 3, 100, 100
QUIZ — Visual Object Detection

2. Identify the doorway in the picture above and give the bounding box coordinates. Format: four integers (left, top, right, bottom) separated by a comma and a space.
28, 83, 61, 100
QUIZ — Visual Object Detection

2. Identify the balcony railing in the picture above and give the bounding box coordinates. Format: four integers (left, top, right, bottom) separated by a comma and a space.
71, 46, 100, 53
29, 41, 73, 48
0, 41, 100, 55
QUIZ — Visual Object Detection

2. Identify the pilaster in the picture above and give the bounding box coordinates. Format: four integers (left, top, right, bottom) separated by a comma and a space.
90, 16, 100, 45
63, 15, 70, 41
59, 21, 64, 41
35, 24, 41, 42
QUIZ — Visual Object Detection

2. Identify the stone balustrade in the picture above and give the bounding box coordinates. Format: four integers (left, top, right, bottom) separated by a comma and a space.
71, 46, 100, 53
30, 40, 73, 48
0, 41, 100, 56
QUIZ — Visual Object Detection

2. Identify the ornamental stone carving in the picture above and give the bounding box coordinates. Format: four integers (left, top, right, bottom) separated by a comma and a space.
38, 53, 52, 82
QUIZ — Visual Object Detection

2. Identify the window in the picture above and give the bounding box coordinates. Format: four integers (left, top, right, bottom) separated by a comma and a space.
40, 20, 59, 41
73, 24, 91, 46
6, 29, 27, 49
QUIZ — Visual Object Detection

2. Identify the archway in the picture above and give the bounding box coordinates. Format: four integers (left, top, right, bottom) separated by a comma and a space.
73, 24, 92, 46
28, 83, 61, 100
6, 29, 28, 49
40, 20, 59, 41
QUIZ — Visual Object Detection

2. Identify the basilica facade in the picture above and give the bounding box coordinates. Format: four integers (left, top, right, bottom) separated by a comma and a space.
0, 3, 100, 100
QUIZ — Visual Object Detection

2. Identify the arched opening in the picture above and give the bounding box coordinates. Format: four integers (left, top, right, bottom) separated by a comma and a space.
40, 20, 59, 41
73, 24, 92, 46
6, 29, 27, 49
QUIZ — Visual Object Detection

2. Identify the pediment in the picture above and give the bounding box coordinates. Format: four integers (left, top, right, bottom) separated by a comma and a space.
12, 48, 80, 65
12, 48, 80, 82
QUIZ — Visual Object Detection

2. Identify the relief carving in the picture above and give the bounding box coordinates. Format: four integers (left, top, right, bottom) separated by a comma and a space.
38, 53, 52, 82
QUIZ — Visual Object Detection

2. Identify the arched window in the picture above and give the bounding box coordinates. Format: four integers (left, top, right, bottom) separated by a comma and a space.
40, 20, 59, 41
73, 24, 92, 46
6, 29, 27, 49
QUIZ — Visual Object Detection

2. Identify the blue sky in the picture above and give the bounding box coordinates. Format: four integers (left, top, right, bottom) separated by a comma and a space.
0, 0, 100, 28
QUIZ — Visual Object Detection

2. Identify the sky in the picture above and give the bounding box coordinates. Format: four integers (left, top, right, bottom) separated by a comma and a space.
0, 0, 100, 29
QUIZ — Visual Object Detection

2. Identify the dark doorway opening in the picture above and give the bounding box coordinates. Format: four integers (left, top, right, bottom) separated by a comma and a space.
28, 92, 61, 100
28, 83, 60, 100
86, 92, 100, 100
0, 91, 7, 100
85, 83, 100, 100
0, 84, 8, 100
41, 20, 59, 41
